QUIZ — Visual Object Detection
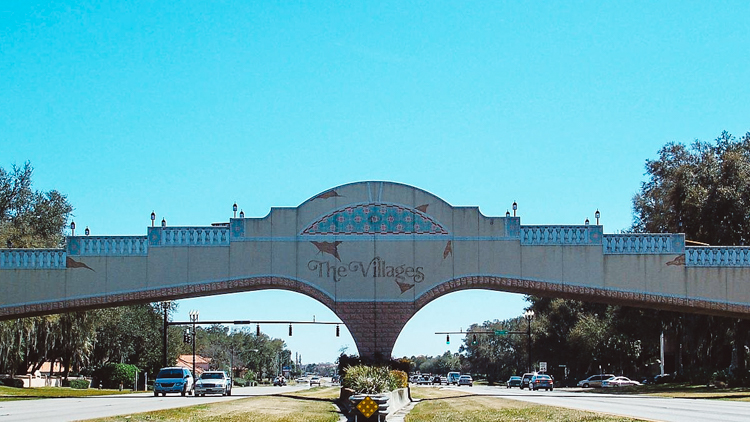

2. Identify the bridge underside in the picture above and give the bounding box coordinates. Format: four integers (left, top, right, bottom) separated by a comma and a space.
2, 275, 749, 359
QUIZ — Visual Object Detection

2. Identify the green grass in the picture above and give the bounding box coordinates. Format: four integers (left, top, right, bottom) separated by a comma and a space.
407, 387, 645, 422
0, 385, 133, 400
85, 387, 342, 422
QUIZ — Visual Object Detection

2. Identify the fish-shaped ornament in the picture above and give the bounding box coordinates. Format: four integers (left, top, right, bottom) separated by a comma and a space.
311, 241, 343, 261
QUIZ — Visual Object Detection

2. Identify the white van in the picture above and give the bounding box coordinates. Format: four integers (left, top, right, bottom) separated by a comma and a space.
447, 372, 461, 385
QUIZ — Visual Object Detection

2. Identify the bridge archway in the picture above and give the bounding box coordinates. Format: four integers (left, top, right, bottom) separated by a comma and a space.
3, 181, 750, 359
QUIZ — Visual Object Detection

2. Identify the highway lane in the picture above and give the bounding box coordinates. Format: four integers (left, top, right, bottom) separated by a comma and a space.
0, 385, 312, 422
444, 385, 750, 422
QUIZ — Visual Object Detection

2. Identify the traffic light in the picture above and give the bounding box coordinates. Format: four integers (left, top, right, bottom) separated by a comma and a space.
183, 329, 191, 344
256, 324, 260, 336
446, 334, 450, 345
288, 323, 293, 336
336, 324, 340, 337
472, 334, 478, 345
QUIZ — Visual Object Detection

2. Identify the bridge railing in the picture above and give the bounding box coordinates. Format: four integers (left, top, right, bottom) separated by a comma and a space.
67, 236, 148, 256
686, 246, 750, 267
520, 225, 602, 245
603, 233, 684, 254
0, 249, 66, 269
149, 226, 230, 247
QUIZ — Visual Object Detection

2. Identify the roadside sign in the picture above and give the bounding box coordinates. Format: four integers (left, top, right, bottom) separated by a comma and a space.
357, 396, 378, 418
539, 362, 547, 372
494, 330, 508, 335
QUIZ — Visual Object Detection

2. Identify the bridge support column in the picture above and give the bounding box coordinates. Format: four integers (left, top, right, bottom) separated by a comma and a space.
335, 302, 415, 360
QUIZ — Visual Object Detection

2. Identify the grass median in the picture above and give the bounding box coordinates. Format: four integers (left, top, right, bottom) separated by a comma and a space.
406, 387, 645, 422
85, 386, 342, 422
0, 385, 133, 401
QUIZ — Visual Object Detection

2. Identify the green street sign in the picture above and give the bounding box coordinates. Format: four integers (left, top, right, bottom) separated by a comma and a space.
494, 330, 508, 336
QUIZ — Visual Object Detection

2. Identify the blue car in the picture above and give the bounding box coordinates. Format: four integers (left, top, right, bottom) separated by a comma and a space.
154, 367, 194, 397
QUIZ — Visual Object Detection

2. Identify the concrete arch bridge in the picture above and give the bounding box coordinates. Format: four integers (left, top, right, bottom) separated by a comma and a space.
2, 182, 749, 358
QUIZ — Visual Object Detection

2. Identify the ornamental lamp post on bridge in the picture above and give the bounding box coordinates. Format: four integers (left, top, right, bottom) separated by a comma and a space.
189, 310, 199, 376
524, 310, 534, 372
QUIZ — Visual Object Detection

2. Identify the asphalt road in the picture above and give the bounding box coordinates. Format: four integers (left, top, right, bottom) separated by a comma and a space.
444, 385, 750, 422
0, 385, 311, 422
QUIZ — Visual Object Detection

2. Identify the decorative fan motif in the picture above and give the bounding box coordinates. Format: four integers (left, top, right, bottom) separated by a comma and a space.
301, 203, 448, 236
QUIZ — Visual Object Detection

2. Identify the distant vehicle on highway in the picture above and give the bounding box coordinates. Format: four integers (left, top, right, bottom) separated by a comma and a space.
529, 374, 554, 391
506, 376, 522, 388
309, 376, 321, 386
195, 370, 231, 396
447, 372, 461, 385
458, 375, 473, 386
273, 376, 286, 386
601, 376, 641, 387
520, 373, 535, 389
577, 374, 615, 388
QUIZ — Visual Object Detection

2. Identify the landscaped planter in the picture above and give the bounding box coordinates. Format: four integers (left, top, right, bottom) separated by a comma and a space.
348, 387, 410, 421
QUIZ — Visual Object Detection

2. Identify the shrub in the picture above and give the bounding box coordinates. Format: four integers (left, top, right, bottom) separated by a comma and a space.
391, 370, 408, 389
68, 379, 90, 389
92, 363, 139, 389
0, 378, 24, 388
712, 368, 750, 388
342, 365, 403, 394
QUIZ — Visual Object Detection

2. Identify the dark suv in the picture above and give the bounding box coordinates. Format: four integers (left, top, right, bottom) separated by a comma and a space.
521, 373, 535, 389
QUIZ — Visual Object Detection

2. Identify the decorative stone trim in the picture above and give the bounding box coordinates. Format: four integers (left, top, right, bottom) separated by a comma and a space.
0, 249, 66, 269
0, 276, 335, 319
67, 236, 147, 256
148, 227, 229, 247
521, 225, 602, 245
415, 275, 750, 318
686, 246, 750, 267
300, 202, 449, 236
603, 233, 684, 254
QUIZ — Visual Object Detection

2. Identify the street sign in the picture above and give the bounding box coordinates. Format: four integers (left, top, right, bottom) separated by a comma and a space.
539, 361, 547, 372
494, 330, 508, 335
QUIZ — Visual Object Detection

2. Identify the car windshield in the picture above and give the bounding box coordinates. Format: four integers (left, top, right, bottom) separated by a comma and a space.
157, 369, 184, 378
200, 373, 224, 379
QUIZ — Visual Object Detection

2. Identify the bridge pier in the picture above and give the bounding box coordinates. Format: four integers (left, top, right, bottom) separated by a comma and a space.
335, 302, 415, 359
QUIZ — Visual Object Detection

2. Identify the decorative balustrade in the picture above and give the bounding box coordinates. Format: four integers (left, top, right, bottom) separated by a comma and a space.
520, 226, 601, 245
0, 249, 66, 269
68, 236, 148, 256
150, 227, 230, 247
603, 234, 684, 254
686, 247, 750, 267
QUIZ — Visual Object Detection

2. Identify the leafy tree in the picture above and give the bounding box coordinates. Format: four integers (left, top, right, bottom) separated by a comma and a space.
632, 131, 750, 378
0, 162, 73, 376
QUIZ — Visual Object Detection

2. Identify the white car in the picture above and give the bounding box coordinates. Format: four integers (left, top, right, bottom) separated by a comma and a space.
458, 375, 473, 386
195, 371, 232, 396
309, 376, 321, 386
601, 376, 641, 387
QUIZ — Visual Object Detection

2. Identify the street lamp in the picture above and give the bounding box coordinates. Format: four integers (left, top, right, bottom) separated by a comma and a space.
85, 226, 90, 236
233, 203, 238, 218
595, 209, 601, 225
70, 221, 75, 236
189, 310, 199, 377
151, 211, 156, 227
512, 201, 518, 217
524, 310, 535, 372
161, 301, 171, 367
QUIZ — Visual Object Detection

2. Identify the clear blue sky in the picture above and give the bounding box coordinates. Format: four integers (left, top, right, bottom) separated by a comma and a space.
3, 1, 749, 363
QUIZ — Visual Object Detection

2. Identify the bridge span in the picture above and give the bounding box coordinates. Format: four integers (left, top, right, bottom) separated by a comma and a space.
1, 181, 749, 357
